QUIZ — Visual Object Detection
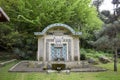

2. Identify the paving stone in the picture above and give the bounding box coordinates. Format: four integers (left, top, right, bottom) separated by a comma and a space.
9, 61, 107, 72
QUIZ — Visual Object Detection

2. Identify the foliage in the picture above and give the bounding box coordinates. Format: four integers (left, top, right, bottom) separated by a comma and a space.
100, 10, 117, 24
80, 48, 112, 59
80, 53, 86, 60
92, 0, 104, 12
91, 21, 120, 50
0, 51, 16, 60
0, 0, 102, 59
90, 16, 120, 71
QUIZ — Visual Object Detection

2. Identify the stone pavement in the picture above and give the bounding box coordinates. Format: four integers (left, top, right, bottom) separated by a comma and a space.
9, 61, 107, 72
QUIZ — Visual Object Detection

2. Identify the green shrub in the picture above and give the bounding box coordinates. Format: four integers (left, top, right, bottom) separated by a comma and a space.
80, 48, 112, 59
94, 53, 104, 58
80, 54, 86, 60
80, 48, 87, 54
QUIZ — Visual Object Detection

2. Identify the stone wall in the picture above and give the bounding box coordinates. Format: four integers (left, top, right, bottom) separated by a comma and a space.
38, 35, 80, 62
73, 37, 80, 61
38, 37, 44, 61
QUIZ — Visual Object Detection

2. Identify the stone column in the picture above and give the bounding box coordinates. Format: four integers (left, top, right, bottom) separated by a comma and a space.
44, 37, 46, 61
77, 38, 80, 61
71, 38, 74, 61
37, 37, 40, 61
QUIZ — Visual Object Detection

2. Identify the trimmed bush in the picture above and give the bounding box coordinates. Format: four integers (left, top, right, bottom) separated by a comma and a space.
80, 54, 86, 60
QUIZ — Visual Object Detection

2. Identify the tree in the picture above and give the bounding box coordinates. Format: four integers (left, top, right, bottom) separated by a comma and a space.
100, 10, 117, 24
92, 0, 104, 12
91, 21, 120, 72
0, 0, 102, 59
90, 0, 120, 72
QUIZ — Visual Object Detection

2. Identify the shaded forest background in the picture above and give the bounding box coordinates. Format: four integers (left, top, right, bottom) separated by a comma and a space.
1, 0, 119, 60
0, 0, 102, 60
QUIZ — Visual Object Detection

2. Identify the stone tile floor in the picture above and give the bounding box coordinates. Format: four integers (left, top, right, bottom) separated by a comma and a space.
9, 61, 107, 72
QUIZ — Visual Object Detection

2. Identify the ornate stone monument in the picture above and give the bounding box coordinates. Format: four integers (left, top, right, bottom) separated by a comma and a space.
34, 23, 82, 62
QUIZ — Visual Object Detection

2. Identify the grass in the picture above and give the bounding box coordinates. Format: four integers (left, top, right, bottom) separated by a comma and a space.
0, 61, 120, 80
0, 60, 8, 63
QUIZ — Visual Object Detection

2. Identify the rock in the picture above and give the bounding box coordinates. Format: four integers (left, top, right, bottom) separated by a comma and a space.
118, 53, 120, 58
88, 58, 99, 65
99, 56, 111, 64
47, 63, 51, 69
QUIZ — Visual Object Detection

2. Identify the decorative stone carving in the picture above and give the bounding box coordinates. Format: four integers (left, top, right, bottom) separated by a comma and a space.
34, 23, 82, 36
34, 23, 82, 62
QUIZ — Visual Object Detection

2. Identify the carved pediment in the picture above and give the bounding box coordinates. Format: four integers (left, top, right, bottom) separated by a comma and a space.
34, 23, 82, 36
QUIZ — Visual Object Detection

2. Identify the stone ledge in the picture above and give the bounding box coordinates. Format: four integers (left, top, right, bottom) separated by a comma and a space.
46, 70, 70, 74
0, 59, 16, 67
9, 61, 107, 72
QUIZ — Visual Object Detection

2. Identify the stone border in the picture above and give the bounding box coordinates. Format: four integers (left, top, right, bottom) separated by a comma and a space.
0, 59, 16, 67
0, 7, 10, 21
9, 61, 107, 72
9, 60, 30, 72
71, 68, 107, 72
46, 70, 70, 74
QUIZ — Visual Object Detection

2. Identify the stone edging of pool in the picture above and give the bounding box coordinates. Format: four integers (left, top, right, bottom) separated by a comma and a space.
9, 61, 107, 72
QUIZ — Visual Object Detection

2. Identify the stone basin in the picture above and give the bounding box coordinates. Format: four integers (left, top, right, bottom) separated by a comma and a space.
51, 63, 66, 71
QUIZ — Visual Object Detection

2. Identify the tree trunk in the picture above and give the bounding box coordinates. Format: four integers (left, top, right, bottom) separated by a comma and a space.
114, 48, 118, 72
97, 6, 99, 14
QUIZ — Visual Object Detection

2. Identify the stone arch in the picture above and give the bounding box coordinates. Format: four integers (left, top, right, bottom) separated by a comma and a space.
34, 23, 82, 36
42, 23, 75, 34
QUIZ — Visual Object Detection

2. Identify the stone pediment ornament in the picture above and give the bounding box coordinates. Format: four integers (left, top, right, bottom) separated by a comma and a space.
34, 23, 82, 36
0, 7, 10, 22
